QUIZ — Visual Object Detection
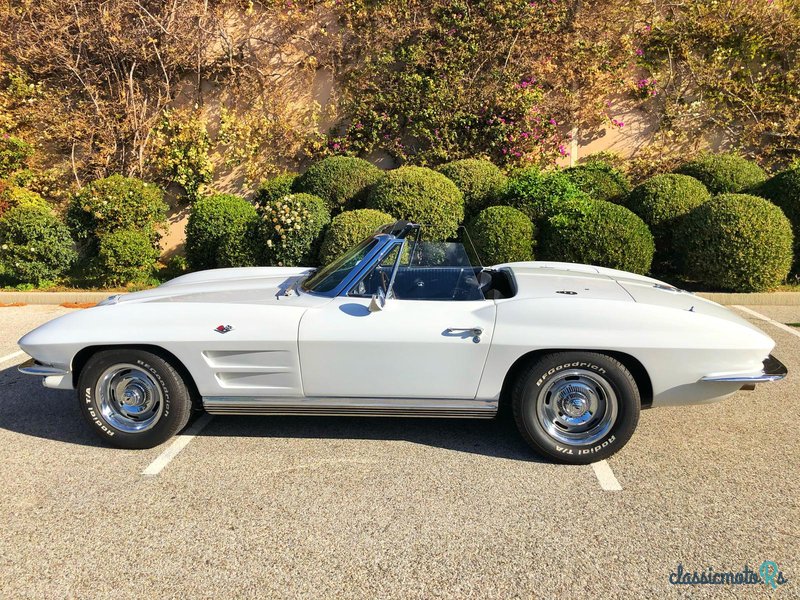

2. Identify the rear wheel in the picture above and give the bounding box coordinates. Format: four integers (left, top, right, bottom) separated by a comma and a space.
77, 349, 193, 449
512, 352, 640, 464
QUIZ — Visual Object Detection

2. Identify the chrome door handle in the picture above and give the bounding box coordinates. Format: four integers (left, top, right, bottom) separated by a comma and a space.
446, 327, 484, 343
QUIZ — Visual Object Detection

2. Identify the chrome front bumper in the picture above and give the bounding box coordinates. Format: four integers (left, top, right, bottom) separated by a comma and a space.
701, 354, 788, 384
18, 358, 69, 377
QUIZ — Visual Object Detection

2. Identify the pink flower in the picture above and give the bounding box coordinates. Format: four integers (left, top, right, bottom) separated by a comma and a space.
635, 48, 644, 57
549, 118, 557, 126
332, 142, 341, 150
558, 144, 569, 156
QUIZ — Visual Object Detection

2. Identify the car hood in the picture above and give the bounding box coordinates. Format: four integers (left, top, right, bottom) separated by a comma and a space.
501, 261, 763, 333
104, 266, 327, 307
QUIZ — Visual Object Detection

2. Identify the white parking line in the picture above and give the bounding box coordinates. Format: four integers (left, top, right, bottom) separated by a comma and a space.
142, 414, 213, 477
592, 460, 622, 491
733, 305, 800, 338
0, 350, 25, 365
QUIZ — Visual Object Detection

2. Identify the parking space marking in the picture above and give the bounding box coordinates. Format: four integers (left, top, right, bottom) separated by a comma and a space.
592, 460, 622, 491
0, 350, 25, 365
733, 305, 800, 338
142, 414, 213, 477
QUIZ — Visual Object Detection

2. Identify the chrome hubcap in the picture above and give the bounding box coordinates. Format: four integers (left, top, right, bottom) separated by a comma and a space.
536, 369, 618, 446
97, 364, 164, 433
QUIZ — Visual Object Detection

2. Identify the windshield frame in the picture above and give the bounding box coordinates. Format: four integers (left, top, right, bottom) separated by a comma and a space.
300, 233, 397, 297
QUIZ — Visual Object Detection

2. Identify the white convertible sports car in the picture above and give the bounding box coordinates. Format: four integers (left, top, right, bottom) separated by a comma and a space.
17, 221, 786, 464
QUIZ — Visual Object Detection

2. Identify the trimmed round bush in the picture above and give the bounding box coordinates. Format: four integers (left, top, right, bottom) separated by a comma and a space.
292, 156, 382, 212
676, 153, 766, 194
674, 193, 793, 292
319, 208, 394, 265
465, 206, 534, 265
366, 166, 464, 240
751, 165, 800, 272
96, 228, 160, 286
562, 161, 631, 202
437, 158, 507, 219
0, 182, 50, 218
540, 199, 655, 275
624, 174, 711, 273
257, 193, 330, 266
0, 205, 76, 285
186, 194, 259, 271
255, 173, 297, 207
67, 175, 168, 248
504, 167, 591, 225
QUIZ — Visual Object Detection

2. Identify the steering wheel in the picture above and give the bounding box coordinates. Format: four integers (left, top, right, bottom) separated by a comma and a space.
379, 268, 390, 296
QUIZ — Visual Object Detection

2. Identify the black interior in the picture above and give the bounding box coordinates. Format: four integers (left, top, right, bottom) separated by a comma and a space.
351, 266, 516, 301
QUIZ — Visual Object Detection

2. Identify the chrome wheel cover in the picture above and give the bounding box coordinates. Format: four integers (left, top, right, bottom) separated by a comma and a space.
96, 364, 164, 433
536, 369, 618, 446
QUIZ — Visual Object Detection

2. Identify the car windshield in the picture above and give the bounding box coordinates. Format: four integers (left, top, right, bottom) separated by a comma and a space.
301, 236, 380, 294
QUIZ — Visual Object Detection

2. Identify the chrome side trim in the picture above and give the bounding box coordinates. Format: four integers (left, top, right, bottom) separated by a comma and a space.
203, 396, 497, 418
18, 358, 70, 377
701, 354, 788, 383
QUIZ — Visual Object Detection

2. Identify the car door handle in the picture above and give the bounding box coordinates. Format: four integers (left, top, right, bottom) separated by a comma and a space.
446, 327, 483, 337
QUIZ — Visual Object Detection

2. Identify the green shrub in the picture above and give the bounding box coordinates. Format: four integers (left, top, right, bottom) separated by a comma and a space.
0, 182, 50, 218
150, 109, 212, 201
562, 160, 631, 202
0, 134, 34, 179
96, 228, 160, 286
465, 206, 534, 265
255, 173, 297, 206
319, 208, 394, 265
0, 205, 76, 285
675, 153, 766, 194
365, 166, 464, 240
624, 174, 711, 273
257, 193, 330, 266
292, 156, 382, 213
185, 194, 259, 271
68, 175, 168, 249
674, 193, 793, 292
504, 167, 591, 225
750, 166, 800, 272
540, 199, 655, 275
437, 158, 507, 219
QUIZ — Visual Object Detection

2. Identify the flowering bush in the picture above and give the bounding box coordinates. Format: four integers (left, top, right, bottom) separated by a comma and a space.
365, 166, 464, 240
292, 156, 382, 213
319, 208, 394, 265
466, 206, 534, 265
255, 173, 298, 207
67, 175, 168, 250
437, 158, 508, 220
186, 194, 259, 271
149, 109, 213, 201
0, 205, 76, 285
96, 228, 160, 286
675, 194, 792, 292
257, 193, 330, 266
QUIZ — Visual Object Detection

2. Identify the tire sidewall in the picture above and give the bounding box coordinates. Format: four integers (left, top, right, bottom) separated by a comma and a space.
519, 354, 639, 462
78, 350, 188, 448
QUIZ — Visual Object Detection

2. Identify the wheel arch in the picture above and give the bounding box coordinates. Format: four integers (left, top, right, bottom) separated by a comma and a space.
498, 348, 653, 411
71, 344, 201, 407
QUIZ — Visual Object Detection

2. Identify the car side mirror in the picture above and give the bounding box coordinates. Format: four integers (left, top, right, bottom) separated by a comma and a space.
369, 288, 386, 312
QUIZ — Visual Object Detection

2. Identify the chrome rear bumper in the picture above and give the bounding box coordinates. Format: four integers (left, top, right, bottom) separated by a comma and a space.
17, 358, 69, 377
701, 354, 788, 383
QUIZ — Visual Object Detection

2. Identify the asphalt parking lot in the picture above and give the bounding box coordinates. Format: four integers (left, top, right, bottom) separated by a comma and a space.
1, 305, 798, 598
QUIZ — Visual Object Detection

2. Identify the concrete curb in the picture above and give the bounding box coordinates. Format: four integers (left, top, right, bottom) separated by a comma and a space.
0, 291, 111, 305
696, 292, 800, 306
2, 290, 800, 306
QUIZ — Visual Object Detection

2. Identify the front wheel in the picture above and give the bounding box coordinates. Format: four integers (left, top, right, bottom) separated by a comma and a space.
77, 349, 193, 449
512, 352, 640, 464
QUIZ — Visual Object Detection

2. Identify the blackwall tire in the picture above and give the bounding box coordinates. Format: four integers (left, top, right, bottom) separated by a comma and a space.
77, 349, 193, 449
512, 352, 640, 464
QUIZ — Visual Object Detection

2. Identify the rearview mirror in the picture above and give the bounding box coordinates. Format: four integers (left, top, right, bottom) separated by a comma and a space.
369, 288, 386, 312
